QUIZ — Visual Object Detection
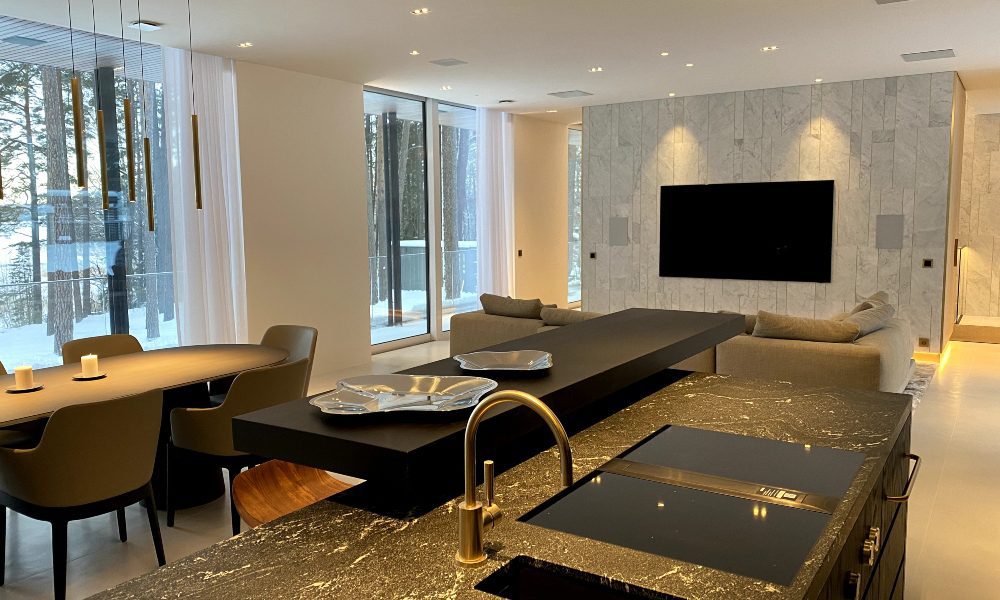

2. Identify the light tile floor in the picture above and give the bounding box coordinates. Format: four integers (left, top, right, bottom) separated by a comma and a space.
0, 340, 996, 598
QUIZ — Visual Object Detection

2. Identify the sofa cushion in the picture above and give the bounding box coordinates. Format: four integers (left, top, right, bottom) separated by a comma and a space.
849, 290, 891, 315
844, 303, 896, 336
717, 310, 757, 335
540, 307, 603, 326
752, 311, 861, 343
480, 294, 544, 319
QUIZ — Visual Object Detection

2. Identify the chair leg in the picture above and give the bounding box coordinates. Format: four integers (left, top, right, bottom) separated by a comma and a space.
52, 520, 68, 600
227, 467, 241, 536
165, 441, 175, 528
116, 507, 127, 542
143, 485, 166, 566
1, 507, 6, 586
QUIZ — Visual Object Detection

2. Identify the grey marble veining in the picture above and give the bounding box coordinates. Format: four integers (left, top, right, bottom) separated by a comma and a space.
93, 374, 911, 600
581, 73, 961, 352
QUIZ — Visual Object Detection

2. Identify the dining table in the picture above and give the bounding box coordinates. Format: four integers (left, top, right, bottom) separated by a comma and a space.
0, 344, 288, 509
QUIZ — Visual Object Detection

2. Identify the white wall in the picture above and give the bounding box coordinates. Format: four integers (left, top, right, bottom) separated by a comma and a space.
513, 115, 569, 305
582, 73, 959, 352
235, 62, 370, 374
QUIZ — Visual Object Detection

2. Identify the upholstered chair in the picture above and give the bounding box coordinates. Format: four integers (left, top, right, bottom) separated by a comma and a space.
62, 334, 144, 364
209, 325, 318, 402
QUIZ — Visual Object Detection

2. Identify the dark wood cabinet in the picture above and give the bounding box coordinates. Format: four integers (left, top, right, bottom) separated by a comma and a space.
811, 417, 912, 600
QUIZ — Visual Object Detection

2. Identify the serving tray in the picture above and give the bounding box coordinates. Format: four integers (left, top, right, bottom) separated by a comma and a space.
309, 374, 498, 415
454, 350, 553, 371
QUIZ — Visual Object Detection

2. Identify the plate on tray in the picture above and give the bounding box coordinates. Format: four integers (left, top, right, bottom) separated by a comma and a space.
454, 350, 553, 372
309, 374, 498, 415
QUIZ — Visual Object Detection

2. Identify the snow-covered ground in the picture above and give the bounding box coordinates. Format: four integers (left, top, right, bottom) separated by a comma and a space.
369, 289, 479, 344
0, 308, 178, 369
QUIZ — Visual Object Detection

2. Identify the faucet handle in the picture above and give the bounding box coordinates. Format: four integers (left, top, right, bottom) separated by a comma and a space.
484, 460, 495, 506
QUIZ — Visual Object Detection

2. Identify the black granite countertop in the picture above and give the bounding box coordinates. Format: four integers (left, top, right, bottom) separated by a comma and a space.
92, 373, 911, 600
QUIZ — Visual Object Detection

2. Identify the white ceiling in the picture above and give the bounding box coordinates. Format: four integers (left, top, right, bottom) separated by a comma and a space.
4, 0, 1000, 114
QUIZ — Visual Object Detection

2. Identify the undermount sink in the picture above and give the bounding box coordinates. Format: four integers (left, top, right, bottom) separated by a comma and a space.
475, 555, 663, 600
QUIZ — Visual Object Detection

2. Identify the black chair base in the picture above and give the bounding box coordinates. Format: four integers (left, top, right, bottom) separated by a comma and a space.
0, 482, 165, 600
165, 441, 260, 536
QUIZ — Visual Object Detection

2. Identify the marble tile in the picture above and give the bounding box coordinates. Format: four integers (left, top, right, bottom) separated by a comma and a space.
870, 140, 895, 192
929, 72, 954, 128
743, 89, 764, 140
740, 137, 763, 183
683, 95, 710, 143
896, 73, 932, 129
673, 142, 702, 185
706, 136, 735, 183
762, 87, 783, 138
893, 126, 919, 188
800, 133, 822, 180
785, 282, 816, 316
781, 85, 811, 135
770, 131, 801, 181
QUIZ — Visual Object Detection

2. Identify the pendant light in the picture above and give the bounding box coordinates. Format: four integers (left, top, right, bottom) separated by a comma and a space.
68, 0, 87, 187
138, 0, 154, 230
186, 0, 203, 210
119, 0, 136, 202
92, 0, 111, 210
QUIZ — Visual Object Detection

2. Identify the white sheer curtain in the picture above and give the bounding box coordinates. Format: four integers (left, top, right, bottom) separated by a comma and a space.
162, 48, 248, 345
476, 109, 515, 296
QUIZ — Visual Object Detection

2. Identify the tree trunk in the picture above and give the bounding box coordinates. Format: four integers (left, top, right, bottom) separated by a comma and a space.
20, 69, 43, 324
441, 126, 459, 300
41, 66, 75, 354
136, 81, 159, 338
374, 115, 388, 303
149, 85, 173, 322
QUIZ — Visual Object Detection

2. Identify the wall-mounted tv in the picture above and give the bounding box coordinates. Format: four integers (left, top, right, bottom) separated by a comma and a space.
659, 180, 834, 283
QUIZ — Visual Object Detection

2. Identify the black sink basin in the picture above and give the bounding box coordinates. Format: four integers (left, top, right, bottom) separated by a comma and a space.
475, 555, 673, 600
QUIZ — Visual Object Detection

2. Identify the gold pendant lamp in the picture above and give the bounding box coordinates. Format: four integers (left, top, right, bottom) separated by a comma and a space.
186, 0, 203, 210
68, 0, 87, 187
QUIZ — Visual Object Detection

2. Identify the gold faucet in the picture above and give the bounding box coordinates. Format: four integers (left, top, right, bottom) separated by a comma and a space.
456, 390, 573, 565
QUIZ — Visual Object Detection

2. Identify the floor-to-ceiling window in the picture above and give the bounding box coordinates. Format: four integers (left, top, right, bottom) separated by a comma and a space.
0, 23, 175, 368
567, 126, 583, 304
438, 104, 478, 331
363, 91, 430, 345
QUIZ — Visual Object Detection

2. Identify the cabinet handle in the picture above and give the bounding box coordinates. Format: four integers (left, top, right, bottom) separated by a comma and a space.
886, 453, 921, 503
862, 538, 877, 567
846, 571, 861, 600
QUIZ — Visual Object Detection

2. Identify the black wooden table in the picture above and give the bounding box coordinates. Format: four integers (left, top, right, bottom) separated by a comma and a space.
233, 309, 743, 515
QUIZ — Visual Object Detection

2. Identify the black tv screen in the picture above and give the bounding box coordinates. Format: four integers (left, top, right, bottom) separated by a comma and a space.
659, 181, 834, 283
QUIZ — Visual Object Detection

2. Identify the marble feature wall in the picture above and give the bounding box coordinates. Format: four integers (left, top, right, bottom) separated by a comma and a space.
959, 112, 1000, 317
581, 73, 957, 352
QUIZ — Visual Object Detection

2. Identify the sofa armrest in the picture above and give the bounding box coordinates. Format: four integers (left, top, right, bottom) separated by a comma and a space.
716, 335, 883, 391
449, 311, 545, 356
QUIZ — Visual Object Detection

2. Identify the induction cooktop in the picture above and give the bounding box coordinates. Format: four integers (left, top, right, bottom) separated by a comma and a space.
520, 425, 865, 586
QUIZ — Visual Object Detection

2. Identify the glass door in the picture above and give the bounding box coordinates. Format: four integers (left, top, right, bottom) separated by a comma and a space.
363, 91, 430, 345
438, 104, 478, 331
568, 127, 583, 304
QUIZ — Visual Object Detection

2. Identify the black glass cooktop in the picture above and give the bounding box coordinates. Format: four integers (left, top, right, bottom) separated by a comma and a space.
520, 425, 865, 586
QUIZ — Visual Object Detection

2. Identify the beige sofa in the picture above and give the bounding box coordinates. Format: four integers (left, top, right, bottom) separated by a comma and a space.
450, 310, 588, 356
715, 317, 915, 393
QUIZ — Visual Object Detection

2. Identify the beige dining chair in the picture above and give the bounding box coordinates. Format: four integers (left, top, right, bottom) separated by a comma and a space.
0, 390, 166, 600
209, 325, 318, 402
167, 359, 311, 535
0, 360, 39, 450
232, 460, 353, 529
61, 334, 144, 364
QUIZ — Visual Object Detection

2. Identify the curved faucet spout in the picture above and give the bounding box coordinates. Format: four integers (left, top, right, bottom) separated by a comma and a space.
457, 390, 573, 565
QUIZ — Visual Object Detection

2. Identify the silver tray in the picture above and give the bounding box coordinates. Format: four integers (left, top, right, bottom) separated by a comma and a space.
454, 350, 553, 371
309, 374, 498, 415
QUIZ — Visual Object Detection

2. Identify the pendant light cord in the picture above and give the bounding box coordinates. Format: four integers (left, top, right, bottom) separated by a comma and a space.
118, 0, 126, 71
67, 0, 76, 74
137, 0, 146, 136
91, 0, 100, 97
187, 0, 195, 113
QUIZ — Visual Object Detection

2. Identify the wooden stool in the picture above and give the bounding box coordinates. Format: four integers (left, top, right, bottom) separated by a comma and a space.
232, 460, 353, 528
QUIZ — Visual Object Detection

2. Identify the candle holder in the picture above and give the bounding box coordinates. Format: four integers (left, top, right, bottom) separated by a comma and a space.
72, 372, 108, 381
5, 384, 44, 394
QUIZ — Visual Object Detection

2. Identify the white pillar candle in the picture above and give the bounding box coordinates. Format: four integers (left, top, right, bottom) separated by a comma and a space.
81, 354, 99, 378
14, 365, 34, 389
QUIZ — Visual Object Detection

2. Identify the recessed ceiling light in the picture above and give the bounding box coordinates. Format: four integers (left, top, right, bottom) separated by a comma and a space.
440, 85, 452, 91
238, 41, 253, 48
685, 63, 694, 68
814, 78, 824, 83
411, 7, 430, 15
128, 20, 161, 31
588, 66, 604, 73
2, 35, 47, 47
668, 92, 676, 97
409, 50, 420, 56
760, 45, 779, 53
659, 51, 670, 56
546, 110, 558, 113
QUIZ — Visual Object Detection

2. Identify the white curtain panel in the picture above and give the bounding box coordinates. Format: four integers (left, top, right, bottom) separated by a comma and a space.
162, 48, 248, 345
475, 108, 515, 296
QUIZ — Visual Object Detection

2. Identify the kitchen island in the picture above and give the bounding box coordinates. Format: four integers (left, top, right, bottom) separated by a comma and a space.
95, 371, 912, 600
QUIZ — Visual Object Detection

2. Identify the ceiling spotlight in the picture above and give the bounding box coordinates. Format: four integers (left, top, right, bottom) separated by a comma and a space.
411, 7, 430, 15
659, 51, 670, 56
238, 41, 253, 48
409, 50, 420, 56
128, 20, 161, 31
685, 63, 694, 68
814, 78, 824, 83
441, 85, 453, 91
588, 66, 604, 73
760, 45, 779, 52
668, 92, 676, 97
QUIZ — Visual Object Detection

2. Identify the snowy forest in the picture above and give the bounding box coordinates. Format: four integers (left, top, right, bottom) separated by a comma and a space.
0, 58, 175, 367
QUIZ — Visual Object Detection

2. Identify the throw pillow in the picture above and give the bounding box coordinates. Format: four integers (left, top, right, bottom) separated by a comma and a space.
849, 290, 891, 315
540, 307, 603, 326
480, 294, 545, 319
843, 303, 896, 337
752, 311, 861, 343
717, 310, 757, 335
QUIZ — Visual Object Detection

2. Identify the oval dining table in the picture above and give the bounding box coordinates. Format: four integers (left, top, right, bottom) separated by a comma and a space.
0, 344, 288, 509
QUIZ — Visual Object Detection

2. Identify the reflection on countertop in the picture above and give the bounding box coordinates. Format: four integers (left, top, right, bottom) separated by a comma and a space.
93, 372, 911, 600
